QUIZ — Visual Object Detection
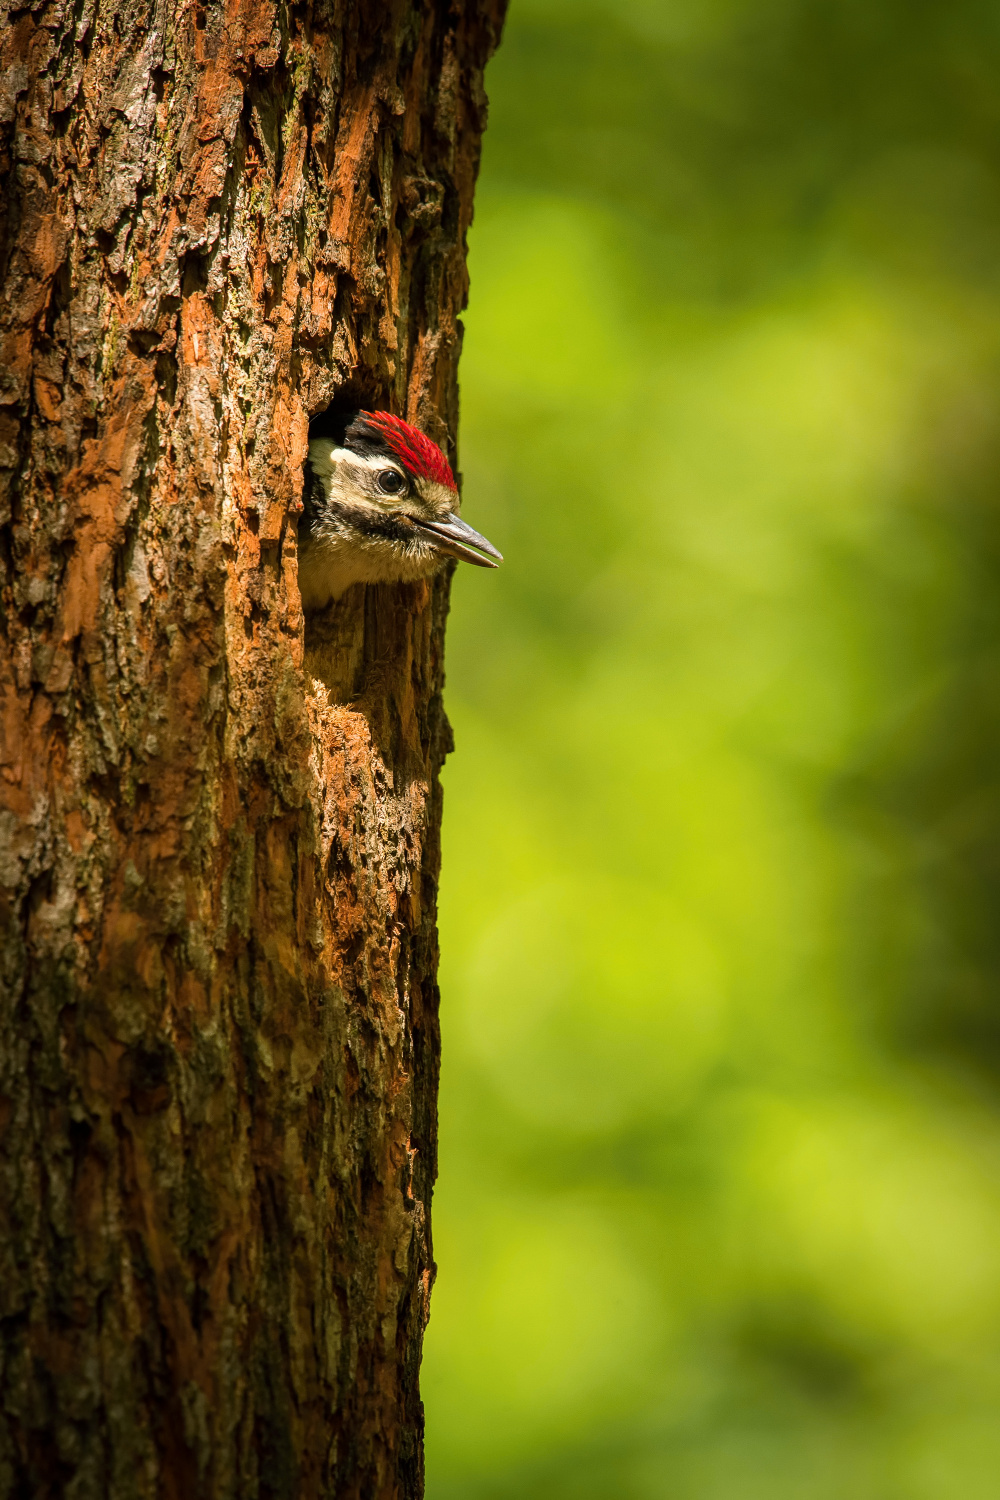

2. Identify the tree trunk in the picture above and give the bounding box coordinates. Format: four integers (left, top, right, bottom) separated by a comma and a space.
0, 0, 504, 1493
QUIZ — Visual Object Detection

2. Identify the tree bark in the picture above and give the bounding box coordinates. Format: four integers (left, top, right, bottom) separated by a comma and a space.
0, 0, 504, 1493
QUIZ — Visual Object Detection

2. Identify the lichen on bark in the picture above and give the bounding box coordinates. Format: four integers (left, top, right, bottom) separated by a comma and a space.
0, 0, 505, 1493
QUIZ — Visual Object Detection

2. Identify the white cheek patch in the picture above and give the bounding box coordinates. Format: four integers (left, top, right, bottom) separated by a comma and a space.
331, 446, 386, 475
338, 446, 405, 481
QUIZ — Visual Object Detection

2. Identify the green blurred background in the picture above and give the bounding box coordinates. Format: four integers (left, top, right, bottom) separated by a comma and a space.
423, 2, 1000, 1495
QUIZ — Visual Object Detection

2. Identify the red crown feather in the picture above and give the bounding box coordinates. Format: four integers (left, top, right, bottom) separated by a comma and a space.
361, 410, 456, 491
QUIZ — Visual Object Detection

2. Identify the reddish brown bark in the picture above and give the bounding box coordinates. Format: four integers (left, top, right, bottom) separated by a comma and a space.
0, 0, 504, 1494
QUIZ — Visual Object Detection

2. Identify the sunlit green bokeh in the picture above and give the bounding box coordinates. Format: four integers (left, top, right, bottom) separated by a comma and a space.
424, 3, 1000, 1495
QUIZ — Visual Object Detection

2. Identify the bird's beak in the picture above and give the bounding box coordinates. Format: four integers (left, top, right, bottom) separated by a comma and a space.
412, 514, 504, 569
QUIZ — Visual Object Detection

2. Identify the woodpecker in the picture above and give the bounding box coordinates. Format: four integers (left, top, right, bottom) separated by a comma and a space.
298, 409, 503, 608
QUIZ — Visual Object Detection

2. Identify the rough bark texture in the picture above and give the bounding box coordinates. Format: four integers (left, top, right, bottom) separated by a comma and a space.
0, 0, 504, 1493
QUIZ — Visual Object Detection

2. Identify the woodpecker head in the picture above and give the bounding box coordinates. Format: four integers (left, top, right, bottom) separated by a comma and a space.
298, 409, 503, 608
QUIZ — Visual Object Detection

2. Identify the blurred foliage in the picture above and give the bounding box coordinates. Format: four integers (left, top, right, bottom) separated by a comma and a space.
422, 1, 1000, 1495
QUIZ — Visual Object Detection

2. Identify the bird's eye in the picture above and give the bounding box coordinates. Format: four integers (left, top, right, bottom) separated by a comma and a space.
376, 469, 405, 496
